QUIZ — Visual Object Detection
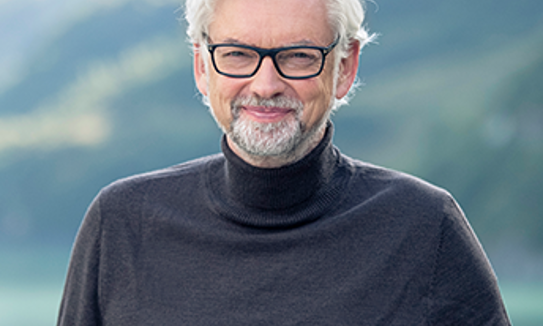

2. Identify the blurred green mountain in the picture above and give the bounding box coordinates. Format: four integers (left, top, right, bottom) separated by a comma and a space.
0, 0, 542, 281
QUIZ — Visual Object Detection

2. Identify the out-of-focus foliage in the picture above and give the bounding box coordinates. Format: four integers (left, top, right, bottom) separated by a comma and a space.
0, 0, 542, 279
1, 0, 543, 325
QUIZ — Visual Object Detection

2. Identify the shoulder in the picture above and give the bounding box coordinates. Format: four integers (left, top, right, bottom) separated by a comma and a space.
339, 153, 461, 222
82, 153, 224, 233
343, 154, 452, 199
97, 153, 224, 204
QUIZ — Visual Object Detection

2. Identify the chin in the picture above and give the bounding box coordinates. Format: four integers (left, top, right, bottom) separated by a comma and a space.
229, 114, 302, 157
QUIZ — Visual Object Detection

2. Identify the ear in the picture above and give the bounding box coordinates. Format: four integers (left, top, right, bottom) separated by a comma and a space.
193, 43, 208, 96
335, 40, 361, 99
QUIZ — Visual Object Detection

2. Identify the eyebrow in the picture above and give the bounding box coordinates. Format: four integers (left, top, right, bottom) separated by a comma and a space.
214, 37, 318, 47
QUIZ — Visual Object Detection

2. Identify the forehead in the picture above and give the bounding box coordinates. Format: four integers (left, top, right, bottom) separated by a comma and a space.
209, 0, 334, 46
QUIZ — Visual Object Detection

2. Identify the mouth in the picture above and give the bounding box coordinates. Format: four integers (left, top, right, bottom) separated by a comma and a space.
241, 106, 294, 123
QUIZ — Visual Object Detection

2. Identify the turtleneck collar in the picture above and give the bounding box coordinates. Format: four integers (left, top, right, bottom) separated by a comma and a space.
222, 122, 335, 210
205, 122, 351, 228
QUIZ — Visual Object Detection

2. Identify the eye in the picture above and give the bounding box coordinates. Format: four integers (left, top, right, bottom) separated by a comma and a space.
291, 51, 314, 59
216, 47, 257, 60
278, 49, 321, 67
224, 50, 249, 58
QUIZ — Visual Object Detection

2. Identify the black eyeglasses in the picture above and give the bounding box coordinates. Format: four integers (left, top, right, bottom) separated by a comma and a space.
206, 37, 339, 80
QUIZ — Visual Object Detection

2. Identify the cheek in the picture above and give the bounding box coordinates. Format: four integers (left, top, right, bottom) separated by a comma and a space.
208, 77, 246, 128
299, 78, 335, 126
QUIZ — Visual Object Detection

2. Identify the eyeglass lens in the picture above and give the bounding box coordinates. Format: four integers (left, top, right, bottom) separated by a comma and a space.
212, 46, 324, 78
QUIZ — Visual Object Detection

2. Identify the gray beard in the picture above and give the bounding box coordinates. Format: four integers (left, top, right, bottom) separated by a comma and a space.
228, 96, 306, 157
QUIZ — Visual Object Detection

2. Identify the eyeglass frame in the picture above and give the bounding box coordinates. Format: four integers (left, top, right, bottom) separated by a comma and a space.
205, 36, 340, 80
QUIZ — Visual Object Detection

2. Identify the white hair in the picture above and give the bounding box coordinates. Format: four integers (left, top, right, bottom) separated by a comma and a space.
184, 0, 375, 110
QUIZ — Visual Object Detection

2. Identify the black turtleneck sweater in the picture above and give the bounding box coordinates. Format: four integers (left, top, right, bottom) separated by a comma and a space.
57, 125, 510, 325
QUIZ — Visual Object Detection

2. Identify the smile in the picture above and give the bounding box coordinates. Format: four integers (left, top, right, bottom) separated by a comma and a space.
241, 106, 295, 123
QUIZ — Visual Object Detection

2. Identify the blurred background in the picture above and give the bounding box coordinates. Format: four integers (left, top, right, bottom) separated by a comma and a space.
1, 0, 542, 324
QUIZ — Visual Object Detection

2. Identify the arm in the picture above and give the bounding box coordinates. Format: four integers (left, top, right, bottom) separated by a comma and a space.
57, 196, 103, 326
425, 198, 510, 325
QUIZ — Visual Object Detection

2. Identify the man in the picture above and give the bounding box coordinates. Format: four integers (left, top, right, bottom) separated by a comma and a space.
58, 0, 511, 324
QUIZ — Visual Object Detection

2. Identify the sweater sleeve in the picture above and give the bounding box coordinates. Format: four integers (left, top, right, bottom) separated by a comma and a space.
57, 195, 103, 326
425, 197, 511, 325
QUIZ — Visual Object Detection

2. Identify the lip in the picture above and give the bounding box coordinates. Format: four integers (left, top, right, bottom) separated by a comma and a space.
242, 106, 294, 123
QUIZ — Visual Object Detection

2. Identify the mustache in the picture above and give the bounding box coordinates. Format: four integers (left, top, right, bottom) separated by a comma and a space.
231, 96, 304, 116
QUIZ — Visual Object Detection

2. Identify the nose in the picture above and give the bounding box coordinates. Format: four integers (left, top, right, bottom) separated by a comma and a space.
248, 56, 287, 99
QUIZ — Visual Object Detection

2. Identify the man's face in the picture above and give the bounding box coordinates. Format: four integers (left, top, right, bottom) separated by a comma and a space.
194, 0, 358, 160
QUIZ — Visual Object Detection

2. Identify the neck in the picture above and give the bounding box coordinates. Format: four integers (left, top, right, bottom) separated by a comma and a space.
226, 121, 328, 168
220, 122, 338, 214
208, 122, 348, 227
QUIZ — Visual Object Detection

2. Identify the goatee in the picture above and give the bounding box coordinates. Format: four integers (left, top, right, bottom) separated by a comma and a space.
228, 96, 305, 157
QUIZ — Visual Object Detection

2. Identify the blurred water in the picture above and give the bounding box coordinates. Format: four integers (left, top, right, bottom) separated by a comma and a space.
0, 284, 62, 326
0, 248, 542, 325
0, 247, 68, 325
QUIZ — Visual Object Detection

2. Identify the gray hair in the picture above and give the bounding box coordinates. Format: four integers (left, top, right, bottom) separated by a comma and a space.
184, 0, 375, 109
